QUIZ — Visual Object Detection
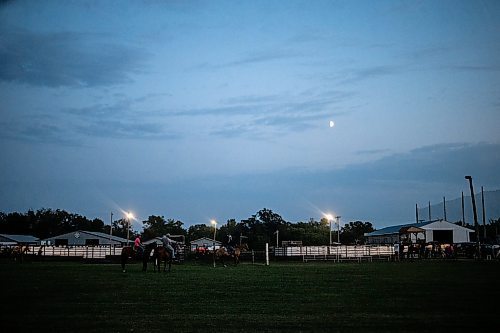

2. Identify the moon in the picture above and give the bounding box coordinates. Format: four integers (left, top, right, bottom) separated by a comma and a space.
329, 120, 335, 128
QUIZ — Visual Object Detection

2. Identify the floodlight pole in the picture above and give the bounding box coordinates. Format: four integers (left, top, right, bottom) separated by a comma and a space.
461, 191, 465, 227
110, 212, 113, 240
126, 216, 130, 246
329, 218, 332, 246
465, 176, 480, 257
336, 216, 341, 244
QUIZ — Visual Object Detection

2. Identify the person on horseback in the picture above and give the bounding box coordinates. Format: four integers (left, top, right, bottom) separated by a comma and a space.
224, 234, 235, 255
134, 235, 144, 257
161, 234, 177, 260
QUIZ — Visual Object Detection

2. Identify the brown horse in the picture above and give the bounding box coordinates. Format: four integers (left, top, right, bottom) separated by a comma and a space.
153, 245, 174, 273
121, 243, 157, 273
215, 243, 249, 267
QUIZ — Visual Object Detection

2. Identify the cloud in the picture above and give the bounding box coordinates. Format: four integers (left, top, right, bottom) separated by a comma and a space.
340, 65, 401, 84
0, 26, 148, 87
74, 119, 178, 140
356, 148, 391, 155
338, 142, 500, 186
132, 141, 500, 224
0, 115, 80, 146
64, 99, 179, 140
447, 65, 500, 72
191, 49, 301, 71
173, 90, 355, 138
0, 94, 180, 144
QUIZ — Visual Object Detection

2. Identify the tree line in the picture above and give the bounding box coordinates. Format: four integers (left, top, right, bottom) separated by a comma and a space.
0, 208, 375, 248
3, 208, 497, 248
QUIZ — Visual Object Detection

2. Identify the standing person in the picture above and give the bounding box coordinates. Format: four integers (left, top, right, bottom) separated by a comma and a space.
134, 235, 144, 256
161, 234, 177, 259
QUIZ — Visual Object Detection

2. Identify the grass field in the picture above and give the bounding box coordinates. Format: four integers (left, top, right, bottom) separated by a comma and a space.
1, 258, 499, 332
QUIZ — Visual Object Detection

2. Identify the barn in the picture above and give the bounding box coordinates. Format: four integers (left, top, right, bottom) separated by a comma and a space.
0, 234, 39, 246
365, 220, 474, 245
190, 237, 222, 251
41, 230, 128, 246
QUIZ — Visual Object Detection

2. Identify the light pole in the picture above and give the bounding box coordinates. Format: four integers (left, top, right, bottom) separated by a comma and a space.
325, 214, 333, 246
126, 212, 134, 246
211, 219, 217, 268
211, 220, 217, 241
465, 176, 480, 256
335, 216, 341, 244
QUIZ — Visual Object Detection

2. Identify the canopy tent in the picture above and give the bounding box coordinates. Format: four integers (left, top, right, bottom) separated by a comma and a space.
399, 226, 426, 243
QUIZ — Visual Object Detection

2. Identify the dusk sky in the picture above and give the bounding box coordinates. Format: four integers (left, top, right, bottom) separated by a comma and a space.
1, 0, 499, 231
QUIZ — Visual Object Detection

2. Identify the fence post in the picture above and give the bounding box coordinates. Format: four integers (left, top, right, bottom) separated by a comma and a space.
213, 242, 216, 268
265, 243, 269, 266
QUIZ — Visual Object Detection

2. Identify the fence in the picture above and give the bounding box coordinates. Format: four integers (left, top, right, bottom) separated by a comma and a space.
31, 245, 122, 259
15, 244, 187, 261
274, 245, 394, 262
3, 244, 392, 262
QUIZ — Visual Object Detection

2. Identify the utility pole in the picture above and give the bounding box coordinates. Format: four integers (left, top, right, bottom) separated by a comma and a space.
428, 201, 431, 221
481, 186, 486, 240
443, 196, 447, 221
415, 204, 419, 224
461, 191, 465, 227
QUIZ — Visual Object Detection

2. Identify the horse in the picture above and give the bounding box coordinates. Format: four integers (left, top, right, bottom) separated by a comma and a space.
121, 242, 157, 273
11, 245, 30, 262
215, 243, 249, 267
152, 245, 176, 273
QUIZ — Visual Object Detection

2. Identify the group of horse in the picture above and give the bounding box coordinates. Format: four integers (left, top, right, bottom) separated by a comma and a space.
120, 242, 173, 273
120, 242, 249, 272
1, 245, 30, 262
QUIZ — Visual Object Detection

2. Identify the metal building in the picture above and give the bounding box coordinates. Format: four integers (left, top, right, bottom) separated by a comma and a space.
41, 230, 128, 246
0, 234, 39, 246
365, 220, 474, 244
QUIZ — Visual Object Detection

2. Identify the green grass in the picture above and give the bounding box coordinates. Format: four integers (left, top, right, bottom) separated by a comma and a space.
1, 259, 499, 332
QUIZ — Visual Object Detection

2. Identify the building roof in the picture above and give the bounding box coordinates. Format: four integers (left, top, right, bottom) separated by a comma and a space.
190, 237, 222, 245
42, 230, 128, 242
365, 220, 466, 237
0, 234, 39, 243
80, 231, 129, 242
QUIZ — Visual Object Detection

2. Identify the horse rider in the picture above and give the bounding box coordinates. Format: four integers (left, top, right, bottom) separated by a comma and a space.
134, 235, 144, 256
224, 234, 235, 255
161, 234, 177, 260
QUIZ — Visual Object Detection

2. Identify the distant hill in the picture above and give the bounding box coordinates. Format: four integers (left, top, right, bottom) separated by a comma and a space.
417, 190, 500, 224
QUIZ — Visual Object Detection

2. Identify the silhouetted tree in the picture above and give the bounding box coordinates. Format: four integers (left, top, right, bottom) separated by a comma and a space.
187, 223, 215, 242
340, 221, 374, 244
